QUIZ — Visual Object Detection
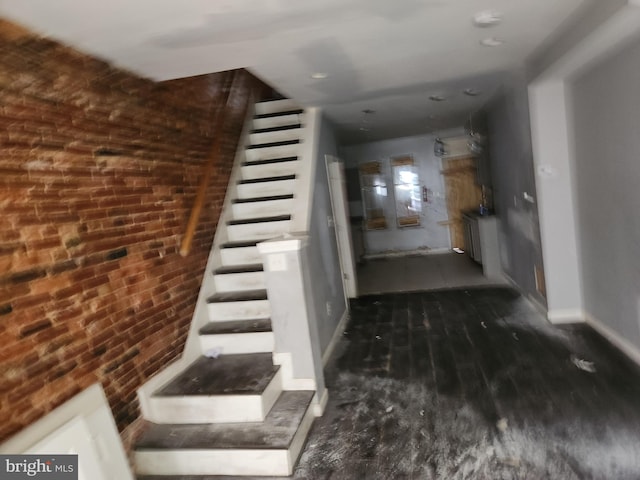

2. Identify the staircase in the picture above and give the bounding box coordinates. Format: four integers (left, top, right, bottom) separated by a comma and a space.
134, 99, 318, 477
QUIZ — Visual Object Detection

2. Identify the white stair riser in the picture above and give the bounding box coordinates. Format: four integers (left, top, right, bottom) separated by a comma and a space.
136, 449, 290, 477
252, 113, 304, 130
135, 399, 315, 476
220, 246, 261, 266
236, 179, 295, 199
249, 128, 302, 145
232, 198, 294, 220
214, 271, 265, 292
241, 161, 300, 180
199, 331, 274, 354
208, 299, 270, 321
146, 370, 281, 424
255, 98, 299, 115
227, 220, 291, 242
245, 143, 301, 163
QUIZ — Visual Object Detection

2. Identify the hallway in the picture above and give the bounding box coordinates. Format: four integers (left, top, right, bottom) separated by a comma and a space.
356, 252, 502, 296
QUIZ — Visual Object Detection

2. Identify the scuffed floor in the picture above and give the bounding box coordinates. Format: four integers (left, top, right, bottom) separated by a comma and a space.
293, 288, 640, 479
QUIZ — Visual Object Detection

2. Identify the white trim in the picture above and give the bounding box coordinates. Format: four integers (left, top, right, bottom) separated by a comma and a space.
0, 384, 133, 480
313, 388, 329, 417
547, 308, 586, 324
322, 308, 349, 366
272, 352, 317, 391
585, 312, 640, 368
290, 107, 321, 232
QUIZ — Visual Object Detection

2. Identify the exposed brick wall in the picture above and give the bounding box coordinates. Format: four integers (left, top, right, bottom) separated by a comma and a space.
0, 19, 269, 443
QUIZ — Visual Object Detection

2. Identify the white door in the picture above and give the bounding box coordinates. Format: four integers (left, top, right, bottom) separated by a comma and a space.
325, 155, 358, 298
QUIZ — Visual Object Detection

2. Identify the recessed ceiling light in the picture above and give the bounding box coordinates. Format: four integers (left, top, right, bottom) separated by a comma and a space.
428, 95, 447, 102
480, 37, 504, 47
362, 109, 376, 114
310, 72, 328, 79
359, 127, 370, 132
463, 88, 482, 96
473, 10, 502, 27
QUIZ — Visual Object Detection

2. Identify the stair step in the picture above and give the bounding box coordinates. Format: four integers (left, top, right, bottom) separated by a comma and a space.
199, 318, 272, 335
240, 159, 300, 181
243, 156, 298, 167
135, 391, 315, 477
213, 264, 265, 293
233, 194, 294, 204
252, 112, 305, 131
254, 98, 300, 115
220, 242, 262, 267
206, 289, 270, 321
208, 289, 268, 303
228, 214, 291, 226
199, 319, 274, 354
226, 215, 291, 242
147, 354, 282, 424
236, 176, 296, 201
221, 240, 260, 248
238, 174, 296, 185
245, 143, 300, 163
251, 123, 302, 134
214, 264, 263, 275
246, 139, 300, 150
155, 354, 277, 396
254, 108, 304, 119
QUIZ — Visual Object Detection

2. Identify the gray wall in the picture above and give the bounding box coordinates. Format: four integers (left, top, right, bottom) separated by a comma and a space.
339, 132, 456, 254
570, 37, 640, 347
308, 114, 348, 352
485, 72, 546, 306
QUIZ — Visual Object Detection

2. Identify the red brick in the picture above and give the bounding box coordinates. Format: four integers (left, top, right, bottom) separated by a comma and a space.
0, 19, 268, 445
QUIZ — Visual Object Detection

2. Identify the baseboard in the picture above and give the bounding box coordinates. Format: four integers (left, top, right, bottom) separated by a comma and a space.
322, 307, 349, 367
547, 308, 586, 324
313, 388, 329, 417
584, 313, 640, 368
272, 352, 317, 391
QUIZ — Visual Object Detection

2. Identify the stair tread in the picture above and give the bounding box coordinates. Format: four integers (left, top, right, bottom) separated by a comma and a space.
227, 214, 290, 226
242, 156, 298, 167
246, 139, 300, 150
154, 353, 277, 397
199, 319, 272, 336
238, 174, 296, 185
254, 109, 304, 119
214, 264, 264, 275
233, 194, 294, 204
251, 123, 302, 134
207, 289, 268, 303
220, 240, 260, 249
136, 391, 314, 450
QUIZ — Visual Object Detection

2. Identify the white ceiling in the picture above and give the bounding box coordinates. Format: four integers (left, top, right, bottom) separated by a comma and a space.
0, 0, 587, 144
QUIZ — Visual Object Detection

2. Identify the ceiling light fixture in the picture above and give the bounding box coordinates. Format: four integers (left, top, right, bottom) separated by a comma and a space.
463, 88, 482, 96
428, 95, 447, 102
473, 10, 502, 27
361, 109, 376, 114
480, 37, 504, 47
310, 72, 328, 79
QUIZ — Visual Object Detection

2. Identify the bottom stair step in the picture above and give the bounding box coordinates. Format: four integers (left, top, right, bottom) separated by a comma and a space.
135, 391, 316, 477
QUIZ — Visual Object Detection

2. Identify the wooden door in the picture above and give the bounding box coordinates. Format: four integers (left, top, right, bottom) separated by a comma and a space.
441, 157, 483, 249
